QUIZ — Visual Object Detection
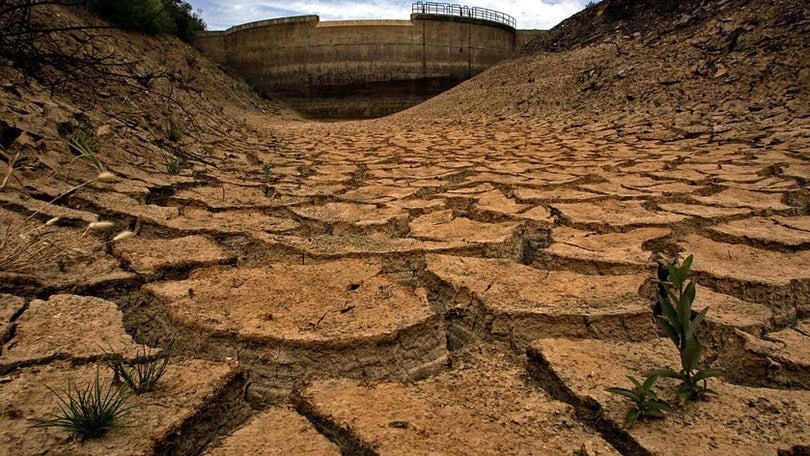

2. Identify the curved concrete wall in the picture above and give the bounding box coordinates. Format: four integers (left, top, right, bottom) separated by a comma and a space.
196, 14, 540, 118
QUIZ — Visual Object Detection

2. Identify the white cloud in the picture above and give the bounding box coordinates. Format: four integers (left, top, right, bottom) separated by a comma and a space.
188, 0, 590, 31
466, 0, 588, 29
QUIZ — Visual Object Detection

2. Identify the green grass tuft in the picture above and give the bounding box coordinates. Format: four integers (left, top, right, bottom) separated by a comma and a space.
62, 127, 104, 173
108, 342, 173, 394
35, 368, 134, 441
162, 116, 186, 143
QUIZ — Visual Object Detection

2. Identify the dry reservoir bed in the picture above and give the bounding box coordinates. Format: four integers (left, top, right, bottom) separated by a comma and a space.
2, 112, 809, 455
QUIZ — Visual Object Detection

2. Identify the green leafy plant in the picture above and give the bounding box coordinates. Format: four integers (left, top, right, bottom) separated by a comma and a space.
107, 342, 173, 394
35, 368, 134, 441
606, 373, 672, 427
262, 162, 273, 181
652, 255, 723, 403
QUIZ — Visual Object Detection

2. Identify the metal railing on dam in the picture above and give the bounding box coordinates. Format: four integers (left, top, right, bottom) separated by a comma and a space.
412, 2, 517, 29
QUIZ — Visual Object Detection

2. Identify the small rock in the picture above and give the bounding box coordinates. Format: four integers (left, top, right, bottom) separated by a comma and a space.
96, 124, 112, 136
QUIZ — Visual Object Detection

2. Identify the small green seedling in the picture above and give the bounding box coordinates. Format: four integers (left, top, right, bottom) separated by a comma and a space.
262, 162, 273, 181
606, 373, 672, 427
35, 368, 133, 441
652, 255, 723, 403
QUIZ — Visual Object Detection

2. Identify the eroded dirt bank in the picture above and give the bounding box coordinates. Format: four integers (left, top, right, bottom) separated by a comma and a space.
1, 0, 809, 454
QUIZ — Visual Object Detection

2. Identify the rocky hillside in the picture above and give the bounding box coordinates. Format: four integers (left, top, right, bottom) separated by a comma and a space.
404, 0, 809, 147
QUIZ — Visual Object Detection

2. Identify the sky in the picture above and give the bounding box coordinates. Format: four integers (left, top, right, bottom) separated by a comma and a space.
185, 1, 593, 31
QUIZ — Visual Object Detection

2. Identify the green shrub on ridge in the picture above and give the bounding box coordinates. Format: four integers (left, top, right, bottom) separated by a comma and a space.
85, 0, 206, 42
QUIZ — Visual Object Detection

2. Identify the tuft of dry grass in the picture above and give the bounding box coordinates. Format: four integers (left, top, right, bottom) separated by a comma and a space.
0, 169, 134, 273
0, 214, 135, 273
0, 216, 63, 273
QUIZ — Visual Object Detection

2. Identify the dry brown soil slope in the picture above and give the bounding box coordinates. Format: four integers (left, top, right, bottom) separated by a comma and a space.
1, 0, 809, 455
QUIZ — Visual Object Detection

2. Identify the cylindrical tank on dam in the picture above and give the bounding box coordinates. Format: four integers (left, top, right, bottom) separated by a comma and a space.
195, 3, 542, 118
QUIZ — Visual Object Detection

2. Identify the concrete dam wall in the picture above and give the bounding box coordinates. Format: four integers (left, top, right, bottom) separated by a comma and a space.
196, 6, 542, 118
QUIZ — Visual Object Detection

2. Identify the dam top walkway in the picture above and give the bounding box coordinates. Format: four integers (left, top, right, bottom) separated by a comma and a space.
411, 2, 517, 29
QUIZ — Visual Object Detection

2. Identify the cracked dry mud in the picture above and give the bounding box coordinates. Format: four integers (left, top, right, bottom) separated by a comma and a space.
1, 0, 809, 454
